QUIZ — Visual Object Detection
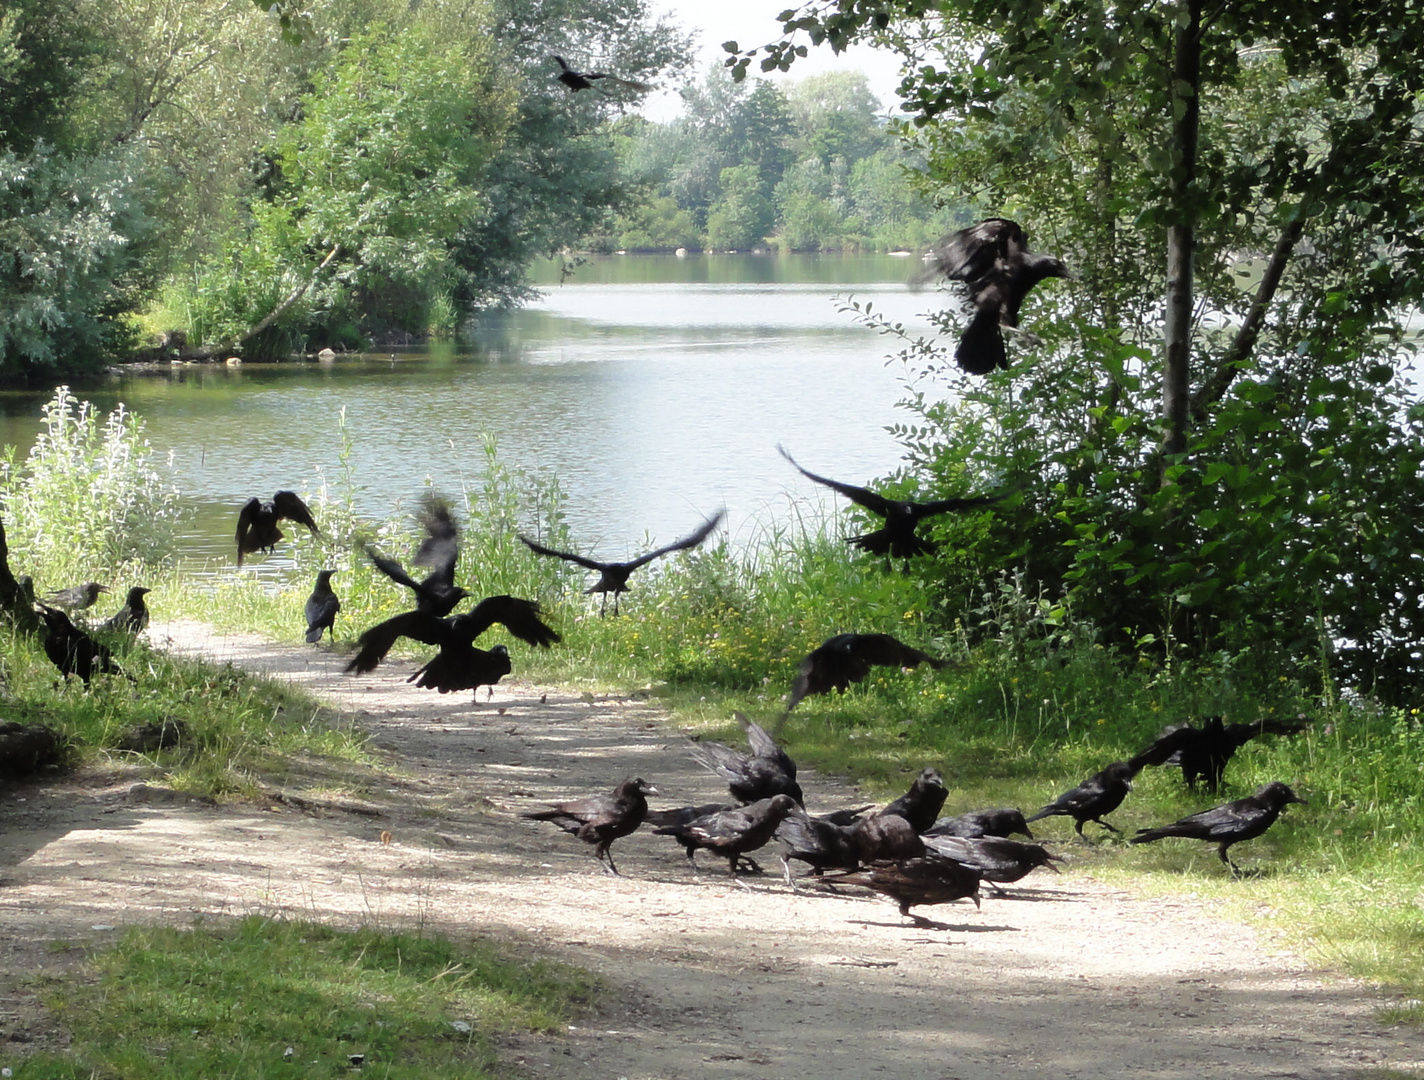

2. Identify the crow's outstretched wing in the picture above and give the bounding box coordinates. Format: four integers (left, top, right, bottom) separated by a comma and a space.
778, 445, 893, 517
345, 611, 457, 674
623, 509, 725, 571
455, 594, 561, 649
518, 535, 608, 573
272, 490, 320, 535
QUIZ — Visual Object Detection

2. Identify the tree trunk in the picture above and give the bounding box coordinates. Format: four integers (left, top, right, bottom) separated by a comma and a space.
1160, 0, 1202, 482
0, 515, 40, 634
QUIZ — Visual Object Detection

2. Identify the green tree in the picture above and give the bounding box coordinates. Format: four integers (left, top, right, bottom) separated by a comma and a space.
706, 164, 774, 250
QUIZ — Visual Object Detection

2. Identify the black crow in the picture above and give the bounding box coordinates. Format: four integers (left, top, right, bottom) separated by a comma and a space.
345, 596, 557, 675
409, 642, 511, 698
519, 510, 723, 615
1129, 715, 1309, 792
779, 445, 1003, 560
916, 218, 1070, 374
787, 633, 948, 712
365, 493, 467, 617
552, 54, 652, 92
98, 586, 151, 635
652, 794, 799, 882
235, 491, 320, 565
44, 582, 107, 610
304, 570, 340, 644
35, 603, 123, 684
922, 835, 1063, 896
644, 802, 737, 829
524, 778, 659, 876
926, 807, 1035, 840
1025, 761, 1136, 840
876, 767, 948, 833
775, 808, 861, 886
850, 812, 926, 862
689, 711, 803, 805
1130, 781, 1306, 876
820, 854, 982, 927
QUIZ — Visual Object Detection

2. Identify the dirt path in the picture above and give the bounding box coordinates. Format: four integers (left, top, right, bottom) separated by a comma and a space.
1, 620, 1420, 1078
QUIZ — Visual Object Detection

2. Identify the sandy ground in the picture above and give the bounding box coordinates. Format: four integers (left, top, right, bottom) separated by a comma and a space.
1, 618, 1421, 1078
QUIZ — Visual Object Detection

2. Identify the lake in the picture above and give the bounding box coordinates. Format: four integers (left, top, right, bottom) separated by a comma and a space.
0, 253, 955, 564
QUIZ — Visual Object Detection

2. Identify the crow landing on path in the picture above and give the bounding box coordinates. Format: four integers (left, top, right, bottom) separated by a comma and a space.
653, 794, 799, 885
926, 807, 1035, 840
1130, 781, 1306, 876
778, 445, 1003, 561
365, 493, 467, 617
1025, 760, 1137, 840
519, 509, 723, 616
44, 582, 107, 610
36, 603, 124, 684
820, 854, 982, 928
1129, 715, 1309, 793
552, 55, 652, 92
304, 570, 340, 644
787, 633, 949, 713
915, 218, 1070, 375
98, 586, 151, 635
524, 778, 659, 876
235, 491, 319, 566
922, 835, 1063, 896
690, 712, 803, 805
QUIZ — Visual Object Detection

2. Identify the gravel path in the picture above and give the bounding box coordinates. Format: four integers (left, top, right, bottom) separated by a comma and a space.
0, 619, 1419, 1078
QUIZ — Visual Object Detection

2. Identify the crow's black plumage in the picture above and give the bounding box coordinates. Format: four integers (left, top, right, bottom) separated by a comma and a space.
365, 493, 468, 617
652, 794, 799, 881
36, 603, 123, 684
45, 582, 107, 610
876, 767, 948, 834
787, 633, 948, 712
1025, 761, 1136, 839
922, 835, 1063, 895
524, 778, 659, 876
689, 711, 803, 805
520, 510, 723, 615
644, 802, 737, 829
235, 491, 319, 565
779, 445, 1003, 561
98, 586, 151, 635
916, 218, 1070, 375
409, 642, 511, 697
345, 596, 558, 676
303, 570, 340, 644
1129, 715, 1309, 792
552, 54, 652, 92
1130, 781, 1306, 876
820, 854, 982, 926
926, 807, 1035, 840
774, 807, 923, 887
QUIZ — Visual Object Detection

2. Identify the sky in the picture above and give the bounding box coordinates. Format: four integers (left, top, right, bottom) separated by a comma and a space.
640, 0, 907, 122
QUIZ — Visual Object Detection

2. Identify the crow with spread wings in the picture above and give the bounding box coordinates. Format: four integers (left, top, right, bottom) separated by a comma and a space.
364, 493, 468, 617
235, 491, 320, 566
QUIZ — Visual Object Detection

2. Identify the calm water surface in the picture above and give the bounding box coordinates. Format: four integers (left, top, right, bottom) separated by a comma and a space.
0, 254, 954, 561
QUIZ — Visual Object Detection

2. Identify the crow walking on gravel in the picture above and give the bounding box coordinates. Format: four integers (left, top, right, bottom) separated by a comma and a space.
653, 794, 799, 884
524, 778, 659, 876
1130, 781, 1306, 876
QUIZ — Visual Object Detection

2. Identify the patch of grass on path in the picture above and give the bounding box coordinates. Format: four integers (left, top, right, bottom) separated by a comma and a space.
16, 917, 594, 1079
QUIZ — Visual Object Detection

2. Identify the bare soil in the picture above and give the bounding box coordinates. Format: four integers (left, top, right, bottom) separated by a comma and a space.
1, 619, 1420, 1078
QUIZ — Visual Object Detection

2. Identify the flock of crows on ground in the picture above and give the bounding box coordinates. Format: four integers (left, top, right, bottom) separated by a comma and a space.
21, 215, 1306, 923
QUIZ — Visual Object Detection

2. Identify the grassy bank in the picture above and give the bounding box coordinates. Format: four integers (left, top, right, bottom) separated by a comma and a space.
20, 916, 594, 1079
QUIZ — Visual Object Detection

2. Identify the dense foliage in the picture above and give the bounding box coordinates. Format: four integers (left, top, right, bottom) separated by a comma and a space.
595, 69, 964, 252
727, 0, 1424, 704
0, 0, 688, 376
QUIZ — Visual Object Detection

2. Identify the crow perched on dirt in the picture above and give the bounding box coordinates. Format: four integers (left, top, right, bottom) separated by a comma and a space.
520, 510, 723, 616
876, 767, 948, 834
915, 218, 1070, 375
304, 570, 340, 644
778, 445, 1003, 561
35, 603, 123, 684
926, 807, 1035, 840
774, 808, 925, 887
365, 493, 468, 617
552, 55, 652, 92
235, 491, 320, 565
922, 835, 1063, 896
346, 595, 556, 677
1129, 715, 1309, 792
1025, 761, 1137, 840
787, 633, 949, 712
1130, 781, 1306, 876
820, 854, 982, 927
689, 712, 803, 805
98, 586, 151, 635
524, 778, 659, 876
44, 582, 107, 610
653, 794, 799, 882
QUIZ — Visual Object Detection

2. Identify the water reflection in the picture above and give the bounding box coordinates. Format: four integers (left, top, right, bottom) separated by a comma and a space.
0, 255, 952, 561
